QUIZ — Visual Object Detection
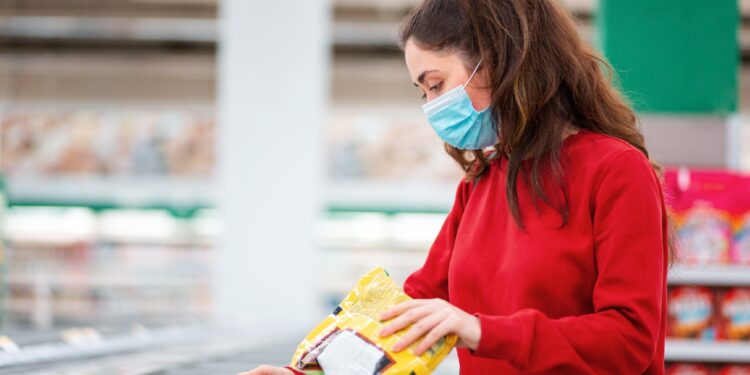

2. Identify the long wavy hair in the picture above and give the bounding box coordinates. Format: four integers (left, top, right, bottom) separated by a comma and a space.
399, 0, 677, 264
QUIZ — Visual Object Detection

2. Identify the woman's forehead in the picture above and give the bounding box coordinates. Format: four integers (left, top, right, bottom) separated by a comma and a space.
405, 42, 464, 82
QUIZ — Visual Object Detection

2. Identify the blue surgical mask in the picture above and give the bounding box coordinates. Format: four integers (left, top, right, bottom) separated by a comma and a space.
421, 60, 498, 150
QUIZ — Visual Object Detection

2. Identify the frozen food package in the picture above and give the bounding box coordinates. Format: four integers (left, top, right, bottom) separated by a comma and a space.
289, 267, 457, 375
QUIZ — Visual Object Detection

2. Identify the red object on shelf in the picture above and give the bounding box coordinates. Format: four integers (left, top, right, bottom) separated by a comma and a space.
668, 286, 717, 339
666, 363, 712, 375
717, 288, 750, 341
717, 365, 750, 375
663, 168, 745, 214
663, 168, 750, 265
733, 212, 750, 265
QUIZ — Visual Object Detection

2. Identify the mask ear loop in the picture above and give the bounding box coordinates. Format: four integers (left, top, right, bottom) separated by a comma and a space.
463, 59, 483, 87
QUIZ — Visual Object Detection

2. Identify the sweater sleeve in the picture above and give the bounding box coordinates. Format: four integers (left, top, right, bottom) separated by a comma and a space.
403, 178, 472, 300
469, 150, 668, 374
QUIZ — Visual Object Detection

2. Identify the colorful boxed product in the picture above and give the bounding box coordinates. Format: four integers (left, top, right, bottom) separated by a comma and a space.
668, 287, 716, 340
664, 169, 738, 265
732, 213, 750, 265
717, 365, 750, 375
718, 365, 750, 375
718, 288, 750, 341
666, 363, 712, 375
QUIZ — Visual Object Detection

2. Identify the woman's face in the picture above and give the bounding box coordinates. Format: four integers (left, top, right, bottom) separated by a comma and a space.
404, 38, 492, 110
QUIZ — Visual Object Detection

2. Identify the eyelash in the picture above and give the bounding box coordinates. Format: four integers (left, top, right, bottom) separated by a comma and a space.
421, 83, 442, 99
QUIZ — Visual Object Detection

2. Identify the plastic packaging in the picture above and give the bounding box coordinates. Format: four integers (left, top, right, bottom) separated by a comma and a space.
289, 267, 457, 375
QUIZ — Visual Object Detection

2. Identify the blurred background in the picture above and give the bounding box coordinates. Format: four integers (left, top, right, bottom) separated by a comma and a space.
0, 0, 748, 374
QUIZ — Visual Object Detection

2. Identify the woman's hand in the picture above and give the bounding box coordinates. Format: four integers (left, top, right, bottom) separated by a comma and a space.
237, 365, 294, 375
378, 298, 481, 355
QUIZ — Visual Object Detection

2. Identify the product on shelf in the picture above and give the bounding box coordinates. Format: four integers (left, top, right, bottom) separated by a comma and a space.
676, 205, 732, 265
668, 287, 716, 340
0, 110, 215, 177
667, 364, 750, 375
718, 365, 750, 375
3, 207, 214, 328
326, 110, 462, 182
664, 169, 740, 265
666, 363, 712, 375
732, 212, 750, 265
718, 288, 750, 341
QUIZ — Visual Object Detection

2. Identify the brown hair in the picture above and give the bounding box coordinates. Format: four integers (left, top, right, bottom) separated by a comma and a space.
399, 0, 677, 264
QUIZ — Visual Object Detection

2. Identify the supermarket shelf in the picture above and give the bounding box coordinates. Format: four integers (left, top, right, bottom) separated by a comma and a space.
6, 177, 457, 214
6, 176, 214, 216
0, 0, 217, 18
4, 300, 209, 321
0, 0, 596, 17
0, 17, 217, 43
326, 180, 455, 214
0, 16, 595, 50
6, 274, 205, 289
667, 265, 750, 286
665, 339, 750, 363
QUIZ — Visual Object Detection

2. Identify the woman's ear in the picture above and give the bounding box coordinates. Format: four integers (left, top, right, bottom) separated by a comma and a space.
466, 68, 493, 111
473, 66, 491, 90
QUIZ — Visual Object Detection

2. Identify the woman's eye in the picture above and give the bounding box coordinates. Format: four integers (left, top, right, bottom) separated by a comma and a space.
420, 83, 442, 100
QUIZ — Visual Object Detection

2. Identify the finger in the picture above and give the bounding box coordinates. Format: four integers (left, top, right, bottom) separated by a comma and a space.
379, 304, 432, 337
238, 366, 266, 375
413, 316, 458, 355
238, 365, 291, 375
392, 311, 446, 352
382, 299, 433, 321
380, 299, 428, 321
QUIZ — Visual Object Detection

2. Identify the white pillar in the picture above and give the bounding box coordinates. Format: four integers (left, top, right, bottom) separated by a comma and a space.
216, 0, 330, 332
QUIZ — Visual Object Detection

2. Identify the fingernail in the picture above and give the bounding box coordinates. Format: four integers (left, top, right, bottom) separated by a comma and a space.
392, 343, 401, 352
379, 328, 387, 337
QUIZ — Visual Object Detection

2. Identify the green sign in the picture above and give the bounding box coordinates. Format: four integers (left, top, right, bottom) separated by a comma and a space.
598, 0, 738, 113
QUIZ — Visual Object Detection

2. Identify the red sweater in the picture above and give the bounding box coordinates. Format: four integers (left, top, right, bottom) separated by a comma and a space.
403, 129, 668, 374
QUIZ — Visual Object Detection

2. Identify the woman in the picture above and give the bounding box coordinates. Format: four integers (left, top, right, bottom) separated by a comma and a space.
243, 0, 672, 373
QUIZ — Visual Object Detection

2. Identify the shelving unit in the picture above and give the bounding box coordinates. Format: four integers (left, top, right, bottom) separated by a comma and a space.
2, 206, 216, 328
6, 177, 213, 216
666, 339, 750, 364
5, 178, 457, 215
663, 264, 750, 364
668, 265, 750, 287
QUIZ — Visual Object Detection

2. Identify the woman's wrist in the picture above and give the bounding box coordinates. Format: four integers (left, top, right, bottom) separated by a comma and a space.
463, 314, 482, 350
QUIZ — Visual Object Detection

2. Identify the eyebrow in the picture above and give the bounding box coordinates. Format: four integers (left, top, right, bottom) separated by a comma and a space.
414, 70, 438, 86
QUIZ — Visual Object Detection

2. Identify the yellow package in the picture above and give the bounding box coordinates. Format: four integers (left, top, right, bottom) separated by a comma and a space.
289, 267, 457, 375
